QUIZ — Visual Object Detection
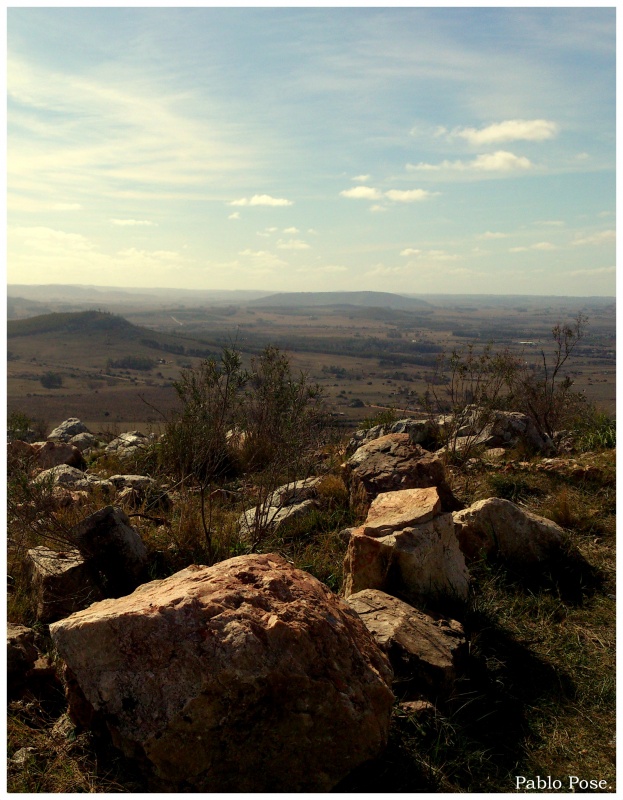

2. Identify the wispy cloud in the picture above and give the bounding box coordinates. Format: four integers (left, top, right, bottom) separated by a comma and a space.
352, 174, 371, 182
408, 151, 532, 173
400, 248, 422, 256
110, 218, 156, 226
228, 212, 240, 220
509, 241, 557, 253
478, 231, 508, 239
229, 194, 293, 207
385, 188, 432, 202
572, 230, 615, 246
277, 238, 310, 250
568, 265, 615, 277
451, 119, 559, 145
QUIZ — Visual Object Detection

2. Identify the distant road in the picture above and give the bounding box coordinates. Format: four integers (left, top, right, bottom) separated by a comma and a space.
170, 316, 184, 326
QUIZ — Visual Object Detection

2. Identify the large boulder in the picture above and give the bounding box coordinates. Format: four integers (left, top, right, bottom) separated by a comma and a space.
27, 547, 103, 623
50, 554, 394, 792
452, 497, 564, 564
105, 431, 151, 458
33, 465, 112, 492
346, 419, 437, 457
48, 418, 90, 443
345, 433, 461, 514
71, 506, 148, 597
346, 589, 466, 697
31, 441, 85, 470
343, 488, 469, 611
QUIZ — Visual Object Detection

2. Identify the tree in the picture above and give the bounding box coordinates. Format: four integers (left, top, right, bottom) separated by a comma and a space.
508, 313, 589, 441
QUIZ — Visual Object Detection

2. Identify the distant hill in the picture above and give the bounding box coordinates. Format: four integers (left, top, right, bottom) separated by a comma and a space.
6, 311, 220, 361
7, 311, 138, 338
249, 291, 433, 310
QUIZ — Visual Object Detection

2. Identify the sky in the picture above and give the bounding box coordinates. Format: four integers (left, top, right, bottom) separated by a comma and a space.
6, 7, 616, 296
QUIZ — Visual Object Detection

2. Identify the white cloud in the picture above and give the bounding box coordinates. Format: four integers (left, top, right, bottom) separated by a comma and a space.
12, 225, 95, 252
408, 151, 532, 173
340, 186, 382, 200
238, 248, 288, 269
572, 230, 615, 246
110, 218, 156, 226
228, 212, 240, 220
427, 249, 460, 261
509, 241, 557, 253
384, 189, 432, 202
536, 220, 565, 227
400, 248, 421, 256
307, 228, 318, 235
277, 239, 310, 250
370, 205, 387, 213
453, 119, 559, 145
283, 226, 299, 234
352, 174, 371, 182
229, 194, 293, 207
478, 231, 507, 239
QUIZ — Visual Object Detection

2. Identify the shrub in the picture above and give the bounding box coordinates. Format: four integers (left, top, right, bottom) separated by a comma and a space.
160, 346, 330, 552
40, 372, 63, 389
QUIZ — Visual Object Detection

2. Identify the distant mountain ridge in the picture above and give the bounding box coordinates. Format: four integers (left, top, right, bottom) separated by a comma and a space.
249, 291, 433, 310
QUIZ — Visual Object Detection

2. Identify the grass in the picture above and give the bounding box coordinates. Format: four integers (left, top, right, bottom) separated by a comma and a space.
6, 439, 616, 793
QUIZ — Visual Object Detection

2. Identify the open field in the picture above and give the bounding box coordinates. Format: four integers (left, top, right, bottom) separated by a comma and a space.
7, 291, 615, 433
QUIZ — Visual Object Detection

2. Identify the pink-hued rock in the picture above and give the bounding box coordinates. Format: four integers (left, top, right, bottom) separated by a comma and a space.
346, 434, 461, 514
50, 554, 394, 792
363, 487, 441, 537
452, 497, 564, 563
32, 441, 85, 470
343, 513, 469, 609
7, 439, 35, 462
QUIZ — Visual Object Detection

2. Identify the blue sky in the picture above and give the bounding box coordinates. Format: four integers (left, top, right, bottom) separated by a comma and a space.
7, 7, 616, 296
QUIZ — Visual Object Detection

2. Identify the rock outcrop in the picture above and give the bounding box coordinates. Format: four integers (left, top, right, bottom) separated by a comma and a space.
47, 418, 90, 443
345, 433, 461, 514
34, 465, 112, 492
453, 497, 564, 563
343, 487, 469, 610
346, 589, 466, 697
71, 506, 148, 596
105, 431, 151, 458
50, 553, 394, 792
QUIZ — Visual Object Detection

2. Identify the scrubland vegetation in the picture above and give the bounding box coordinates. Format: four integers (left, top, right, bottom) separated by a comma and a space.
6, 312, 616, 792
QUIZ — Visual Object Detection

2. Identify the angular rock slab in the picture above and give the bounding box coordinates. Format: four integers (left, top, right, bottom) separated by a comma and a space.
346, 589, 466, 697
346, 434, 461, 514
50, 553, 394, 792
343, 513, 469, 610
27, 547, 103, 623
238, 498, 319, 541
363, 486, 441, 537
453, 497, 564, 563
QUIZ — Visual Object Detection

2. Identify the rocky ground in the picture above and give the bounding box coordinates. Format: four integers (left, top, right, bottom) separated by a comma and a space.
7, 413, 616, 792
